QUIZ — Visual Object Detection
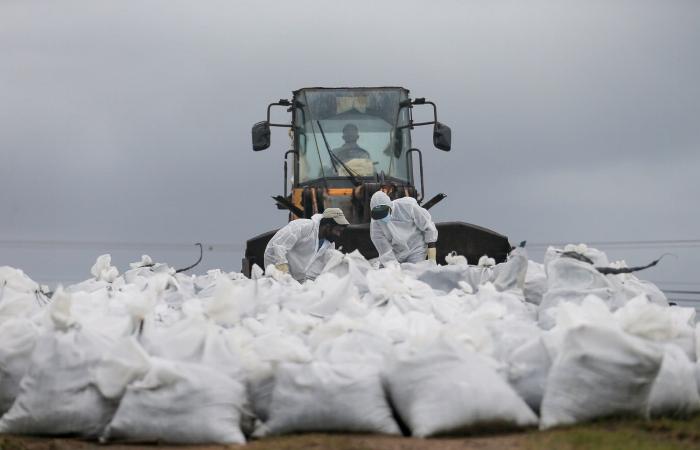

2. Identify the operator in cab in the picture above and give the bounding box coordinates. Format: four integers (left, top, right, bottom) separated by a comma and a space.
264, 208, 350, 282
369, 191, 438, 266
332, 123, 375, 177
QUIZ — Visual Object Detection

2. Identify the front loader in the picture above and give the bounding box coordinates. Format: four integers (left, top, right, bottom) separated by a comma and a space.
242, 87, 511, 276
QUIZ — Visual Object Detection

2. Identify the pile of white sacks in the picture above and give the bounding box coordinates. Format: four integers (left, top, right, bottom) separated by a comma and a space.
0, 244, 698, 444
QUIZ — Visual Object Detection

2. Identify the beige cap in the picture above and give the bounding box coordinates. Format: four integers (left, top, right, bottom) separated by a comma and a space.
322, 207, 350, 225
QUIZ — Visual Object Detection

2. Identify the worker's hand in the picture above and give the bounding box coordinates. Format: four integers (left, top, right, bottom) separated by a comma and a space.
382, 260, 400, 270
275, 263, 289, 274
427, 247, 437, 263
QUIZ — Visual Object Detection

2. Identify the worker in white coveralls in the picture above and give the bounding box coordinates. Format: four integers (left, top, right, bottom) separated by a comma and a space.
264, 208, 350, 282
369, 191, 438, 266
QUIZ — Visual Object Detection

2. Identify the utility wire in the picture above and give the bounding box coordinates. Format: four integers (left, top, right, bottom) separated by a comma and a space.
651, 280, 700, 286
526, 239, 700, 249
0, 239, 243, 252
661, 289, 700, 295
5, 238, 698, 251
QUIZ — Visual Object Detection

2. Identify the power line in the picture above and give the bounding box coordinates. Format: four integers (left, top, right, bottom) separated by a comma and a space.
650, 280, 700, 287
662, 289, 700, 295
526, 239, 700, 249
3, 238, 699, 251
0, 239, 244, 253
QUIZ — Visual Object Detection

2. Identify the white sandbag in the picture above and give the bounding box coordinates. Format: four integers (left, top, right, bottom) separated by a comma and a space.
540, 324, 663, 429
667, 307, 696, 361
0, 289, 142, 436
402, 248, 527, 295
544, 244, 610, 268
491, 247, 528, 292
141, 313, 243, 379
539, 256, 616, 329
314, 330, 393, 364
319, 249, 374, 295
202, 272, 261, 325
65, 289, 137, 338
366, 265, 435, 308
615, 296, 696, 361
389, 310, 443, 348
475, 282, 533, 323
402, 263, 481, 294
507, 336, 552, 413
523, 261, 547, 305
90, 254, 119, 283
0, 318, 39, 414
140, 313, 209, 362
101, 358, 247, 444
257, 305, 321, 337
287, 272, 362, 318
256, 314, 377, 387
385, 339, 537, 437
307, 315, 389, 351
244, 329, 315, 423
256, 360, 400, 436
608, 271, 668, 306
482, 316, 541, 363
94, 337, 151, 400
553, 295, 618, 331
647, 345, 700, 417
0, 266, 40, 294
614, 296, 675, 340
428, 290, 476, 323
0, 328, 119, 437
0, 285, 43, 324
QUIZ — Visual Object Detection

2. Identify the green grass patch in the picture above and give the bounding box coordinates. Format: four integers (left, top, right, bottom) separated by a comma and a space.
525, 415, 700, 450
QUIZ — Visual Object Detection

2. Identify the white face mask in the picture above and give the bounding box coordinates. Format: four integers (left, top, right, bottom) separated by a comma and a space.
379, 215, 391, 224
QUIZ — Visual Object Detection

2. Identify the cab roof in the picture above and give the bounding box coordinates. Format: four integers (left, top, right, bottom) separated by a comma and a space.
293, 86, 409, 95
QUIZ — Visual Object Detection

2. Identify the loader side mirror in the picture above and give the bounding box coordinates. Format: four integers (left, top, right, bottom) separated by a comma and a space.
433, 122, 451, 151
252, 121, 271, 151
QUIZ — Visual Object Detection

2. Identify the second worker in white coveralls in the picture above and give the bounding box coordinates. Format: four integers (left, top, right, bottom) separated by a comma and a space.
369, 191, 438, 266
263, 208, 350, 282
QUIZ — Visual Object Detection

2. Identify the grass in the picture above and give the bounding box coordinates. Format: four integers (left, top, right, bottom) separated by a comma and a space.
524, 415, 700, 450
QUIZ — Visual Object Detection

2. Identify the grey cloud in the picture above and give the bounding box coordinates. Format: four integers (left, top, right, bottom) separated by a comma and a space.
0, 0, 698, 289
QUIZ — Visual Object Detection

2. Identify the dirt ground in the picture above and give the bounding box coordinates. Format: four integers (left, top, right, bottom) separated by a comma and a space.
3, 416, 700, 450
0, 433, 526, 450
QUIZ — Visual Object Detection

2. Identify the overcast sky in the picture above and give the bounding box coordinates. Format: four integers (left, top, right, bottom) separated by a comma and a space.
1, 0, 698, 296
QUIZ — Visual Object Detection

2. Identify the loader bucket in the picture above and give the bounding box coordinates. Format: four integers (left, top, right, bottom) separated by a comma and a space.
337, 221, 512, 265
241, 221, 512, 277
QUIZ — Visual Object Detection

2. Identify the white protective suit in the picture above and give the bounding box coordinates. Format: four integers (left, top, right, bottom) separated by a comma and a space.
263, 214, 334, 282
369, 191, 438, 265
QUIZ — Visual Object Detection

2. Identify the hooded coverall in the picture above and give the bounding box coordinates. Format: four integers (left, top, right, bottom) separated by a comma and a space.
369, 191, 438, 266
263, 214, 333, 282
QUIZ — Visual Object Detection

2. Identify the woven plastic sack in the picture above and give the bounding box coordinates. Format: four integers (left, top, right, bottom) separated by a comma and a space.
385, 339, 537, 437
540, 324, 663, 429
101, 358, 247, 444
255, 359, 399, 436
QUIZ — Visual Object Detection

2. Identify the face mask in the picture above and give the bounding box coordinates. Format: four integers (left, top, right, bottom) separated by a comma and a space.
379, 215, 391, 224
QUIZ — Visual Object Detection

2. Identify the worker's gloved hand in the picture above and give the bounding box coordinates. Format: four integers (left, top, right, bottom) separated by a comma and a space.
382, 260, 401, 270
275, 263, 289, 274
427, 247, 437, 263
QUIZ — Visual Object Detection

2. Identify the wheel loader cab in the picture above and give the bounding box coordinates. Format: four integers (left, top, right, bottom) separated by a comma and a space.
295, 88, 412, 185
245, 86, 511, 276
251, 87, 448, 224
292, 87, 418, 223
